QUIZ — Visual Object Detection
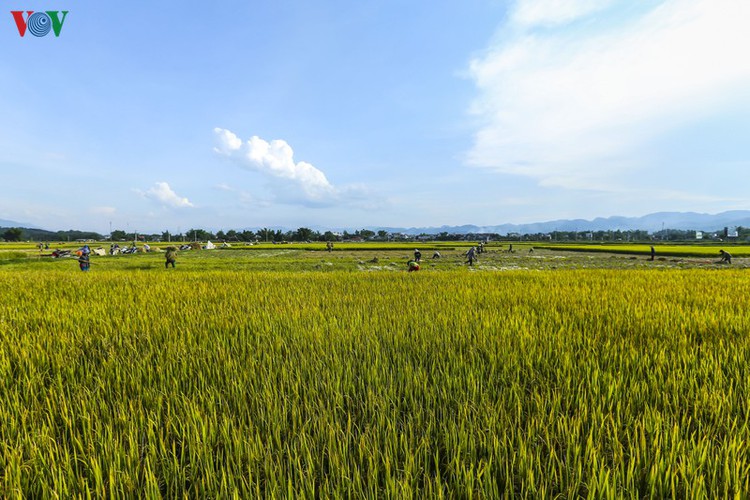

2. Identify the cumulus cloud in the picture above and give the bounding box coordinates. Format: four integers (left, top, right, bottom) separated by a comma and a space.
143, 182, 194, 208
213, 128, 383, 209
467, 0, 750, 190
511, 0, 617, 28
213, 128, 336, 202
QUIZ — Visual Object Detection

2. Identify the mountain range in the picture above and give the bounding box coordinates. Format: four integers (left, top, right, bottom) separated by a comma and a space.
0, 218, 37, 229
369, 210, 750, 235
2, 211, 749, 236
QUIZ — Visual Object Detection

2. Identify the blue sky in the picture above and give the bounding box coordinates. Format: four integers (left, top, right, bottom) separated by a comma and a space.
1, 0, 748, 234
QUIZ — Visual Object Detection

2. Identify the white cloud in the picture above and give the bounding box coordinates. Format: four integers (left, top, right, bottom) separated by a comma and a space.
511, 0, 616, 28
467, 0, 750, 190
144, 182, 194, 208
214, 128, 387, 210
214, 128, 334, 200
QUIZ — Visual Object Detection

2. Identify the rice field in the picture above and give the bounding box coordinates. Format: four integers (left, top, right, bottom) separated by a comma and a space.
534, 243, 750, 259
0, 246, 749, 497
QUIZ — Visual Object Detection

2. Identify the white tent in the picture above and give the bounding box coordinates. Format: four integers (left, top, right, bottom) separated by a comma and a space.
204, 241, 216, 250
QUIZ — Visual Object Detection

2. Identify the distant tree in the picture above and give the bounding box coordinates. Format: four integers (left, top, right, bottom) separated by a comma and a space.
110, 230, 127, 241
16, 228, 57, 241
293, 227, 315, 242
321, 231, 338, 242
359, 229, 375, 240
257, 228, 274, 242
216, 230, 226, 241
2, 227, 23, 242
436, 231, 461, 241
240, 230, 256, 242
186, 228, 214, 241
377, 230, 389, 240
56, 230, 104, 241
631, 230, 650, 241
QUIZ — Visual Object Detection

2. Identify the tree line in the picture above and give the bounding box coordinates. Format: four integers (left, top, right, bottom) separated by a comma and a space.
109, 228, 388, 243
3, 225, 749, 243
1, 227, 104, 242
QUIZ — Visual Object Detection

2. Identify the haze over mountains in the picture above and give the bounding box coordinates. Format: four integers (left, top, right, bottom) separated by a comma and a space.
373, 211, 750, 235
0, 218, 36, 229
2, 211, 749, 236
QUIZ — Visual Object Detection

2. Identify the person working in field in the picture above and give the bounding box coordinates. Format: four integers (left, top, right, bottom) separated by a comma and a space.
650, 246, 656, 261
165, 246, 178, 268
414, 249, 422, 262
77, 251, 90, 272
466, 246, 477, 266
407, 259, 420, 272
719, 249, 732, 264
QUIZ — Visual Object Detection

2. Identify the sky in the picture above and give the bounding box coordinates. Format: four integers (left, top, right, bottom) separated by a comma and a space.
1, 0, 749, 234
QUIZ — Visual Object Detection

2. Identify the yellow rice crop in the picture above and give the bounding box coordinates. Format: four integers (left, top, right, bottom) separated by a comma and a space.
0, 267, 749, 497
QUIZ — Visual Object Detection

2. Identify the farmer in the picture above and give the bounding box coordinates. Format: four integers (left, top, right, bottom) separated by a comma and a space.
466, 246, 477, 266
165, 246, 177, 268
326, 241, 334, 252
650, 246, 656, 261
407, 259, 420, 272
77, 251, 90, 272
432, 250, 441, 259
414, 249, 422, 262
719, 249, 732, 264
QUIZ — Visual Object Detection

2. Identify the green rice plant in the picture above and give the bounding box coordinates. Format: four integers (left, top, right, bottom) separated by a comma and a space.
0, 251, 28, 260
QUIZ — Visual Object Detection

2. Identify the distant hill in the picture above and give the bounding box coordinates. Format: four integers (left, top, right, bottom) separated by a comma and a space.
3, 210, 750, 238
0, 225, 104, 241
0, 218, 38, 229
373, 210, 750, 235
